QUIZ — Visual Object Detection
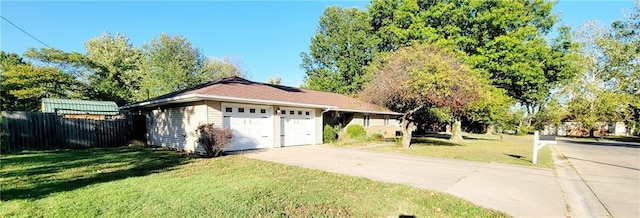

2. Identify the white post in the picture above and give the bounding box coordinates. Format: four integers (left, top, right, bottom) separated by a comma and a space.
533, 131, 539, 164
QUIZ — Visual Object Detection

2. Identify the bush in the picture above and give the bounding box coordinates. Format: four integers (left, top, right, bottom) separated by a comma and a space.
323, 125, 338, 143
346, 124, 367, 139
195, 123, 234, 157
371, 133, 384, 141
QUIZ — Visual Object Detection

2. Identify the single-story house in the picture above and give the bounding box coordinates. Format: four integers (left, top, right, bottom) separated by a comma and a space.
42, 98, 120, 120
121, 77, 401, 152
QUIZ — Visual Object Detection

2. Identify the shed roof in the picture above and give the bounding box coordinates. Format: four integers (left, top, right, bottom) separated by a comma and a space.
42, 98, 119, 115
122, 77, 400, 115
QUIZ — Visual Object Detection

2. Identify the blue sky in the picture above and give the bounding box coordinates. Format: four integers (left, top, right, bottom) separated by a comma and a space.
1, 1, 636, 87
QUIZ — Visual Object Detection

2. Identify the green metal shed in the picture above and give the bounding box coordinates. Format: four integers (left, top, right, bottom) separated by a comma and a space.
41, 98, 119, 115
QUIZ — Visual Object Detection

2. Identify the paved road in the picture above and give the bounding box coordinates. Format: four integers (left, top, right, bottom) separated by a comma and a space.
245, 145, 567, 217
555, 139, 640, 218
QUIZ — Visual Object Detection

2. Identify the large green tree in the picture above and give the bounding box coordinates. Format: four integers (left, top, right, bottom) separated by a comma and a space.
301, 6, 378, 95
361, 44, 497, 147
136, 34, 206, 101
85, 32, 143, 105
1, 64, 79, 111
367, 0, 574, 120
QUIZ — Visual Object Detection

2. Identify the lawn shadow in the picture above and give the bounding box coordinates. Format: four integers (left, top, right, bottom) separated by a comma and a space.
1, 146, 190, 201
410, 137, 462, 147
415, 133, 500, 141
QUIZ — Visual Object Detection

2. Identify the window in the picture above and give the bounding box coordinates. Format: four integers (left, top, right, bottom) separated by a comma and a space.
305, 111, 310, 116
289, 110, 294, 115
238, 108, 245, 113
281, 110, 286, 115
384, 115, 390, 127
250, 108, 256, 113
298, 111, 302, 115
225, 107, 232, 113
364, 115, 371, 127
260, 109, 266, 114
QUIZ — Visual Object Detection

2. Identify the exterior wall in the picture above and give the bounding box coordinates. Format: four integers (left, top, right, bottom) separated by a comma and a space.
205, 100, 223, 126
274, 107, 281, 147
315, 108, 323, 144
608, 122, 627, 136
344, 112, 400, 138
147, 101, 207, 153
365, 126, 400, 138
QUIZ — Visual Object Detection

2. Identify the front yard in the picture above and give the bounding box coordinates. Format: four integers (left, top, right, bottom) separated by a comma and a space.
1, 146, 507, 217
369, 134, 555, 168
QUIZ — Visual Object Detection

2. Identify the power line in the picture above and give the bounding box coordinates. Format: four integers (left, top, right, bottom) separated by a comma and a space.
1, 15, 52, 48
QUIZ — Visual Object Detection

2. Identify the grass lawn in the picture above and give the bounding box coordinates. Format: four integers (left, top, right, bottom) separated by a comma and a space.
369, 134, 554, 168
1, 146, 507, 217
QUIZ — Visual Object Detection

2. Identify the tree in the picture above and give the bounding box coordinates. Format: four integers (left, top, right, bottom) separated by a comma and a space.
366, 0, 573, 121
0, 51, 25, 72
266, 75, 283, 85
301, 6, 378, 95
198, 57, 246, 81
85, 32, 143, 105
361, 44, 495, 147
137, 33, 206, 101
1, 64, 78, 111
565, 21, 634, 137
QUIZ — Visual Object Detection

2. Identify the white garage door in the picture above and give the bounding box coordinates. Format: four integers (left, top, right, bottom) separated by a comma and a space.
280, 108, 315, 146
222, 103, 273, 151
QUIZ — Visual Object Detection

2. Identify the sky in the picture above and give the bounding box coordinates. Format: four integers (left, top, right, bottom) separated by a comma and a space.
1, 1, 637, 87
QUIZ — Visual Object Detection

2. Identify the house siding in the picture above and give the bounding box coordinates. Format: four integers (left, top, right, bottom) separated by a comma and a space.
205, 101, 223, 126
147, 102, 207, 153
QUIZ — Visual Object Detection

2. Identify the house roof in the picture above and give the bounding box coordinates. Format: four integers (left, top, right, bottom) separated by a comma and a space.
121, 77, 400, 115
42, 98, 119, 115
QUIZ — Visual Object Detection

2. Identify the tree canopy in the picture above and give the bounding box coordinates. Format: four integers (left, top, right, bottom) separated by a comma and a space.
361, 43, 498, 146
301, 6, 378, 95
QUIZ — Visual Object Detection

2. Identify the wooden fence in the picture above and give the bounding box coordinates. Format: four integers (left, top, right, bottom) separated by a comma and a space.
1, 111, 146, 152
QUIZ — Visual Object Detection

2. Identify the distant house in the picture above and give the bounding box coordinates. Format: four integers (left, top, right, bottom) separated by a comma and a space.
121, 77, 401, 153
41, 98, 120, 120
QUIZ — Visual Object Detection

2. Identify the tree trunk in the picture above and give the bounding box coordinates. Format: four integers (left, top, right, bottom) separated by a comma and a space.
485, 124, 494, 135
589, 128, 595, 138
401, 118, 415, 148
450, 119, 464, 143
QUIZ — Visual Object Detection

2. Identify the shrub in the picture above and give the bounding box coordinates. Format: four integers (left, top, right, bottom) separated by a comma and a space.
195, 123, 234, 157
323, 125, 338, 143
346, 124, 367, 139
371, 133, 384, 141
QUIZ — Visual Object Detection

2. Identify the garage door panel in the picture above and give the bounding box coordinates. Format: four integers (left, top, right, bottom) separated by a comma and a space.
281, 108, 315, 147
221, 103, 273, 151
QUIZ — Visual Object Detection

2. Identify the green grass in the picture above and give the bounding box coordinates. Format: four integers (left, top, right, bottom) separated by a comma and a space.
1, 146, 507, 217
370, 134, 554, 168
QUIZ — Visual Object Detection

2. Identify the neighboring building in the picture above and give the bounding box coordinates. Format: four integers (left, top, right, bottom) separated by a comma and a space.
42, 98, 119, 120
121, 77, 401, 152
544, 121, 630, 136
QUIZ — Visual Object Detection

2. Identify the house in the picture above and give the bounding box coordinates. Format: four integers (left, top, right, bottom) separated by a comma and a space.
121, 77, 401, 152
42, 98, 120, 120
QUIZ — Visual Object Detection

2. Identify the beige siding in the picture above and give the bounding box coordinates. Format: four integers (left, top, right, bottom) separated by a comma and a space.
205, 101, 223, 126
370, 114, 386, 127
348, 113, 364, 126
147, 102, 207, 153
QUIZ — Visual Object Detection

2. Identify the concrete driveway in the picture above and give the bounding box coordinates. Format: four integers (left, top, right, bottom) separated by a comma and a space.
555, 138, 640, 218
245, 145, 567, 217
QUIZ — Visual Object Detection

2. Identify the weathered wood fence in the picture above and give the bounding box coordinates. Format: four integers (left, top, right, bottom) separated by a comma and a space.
1, 111, 146, 152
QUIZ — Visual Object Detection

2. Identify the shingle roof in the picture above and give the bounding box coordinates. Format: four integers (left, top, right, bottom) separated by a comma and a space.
42, 98, 119, 115
125, 77, 399, 115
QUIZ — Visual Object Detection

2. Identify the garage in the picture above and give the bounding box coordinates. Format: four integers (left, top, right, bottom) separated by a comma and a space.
280, 108, 315, 146
222, 103, 274, 151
